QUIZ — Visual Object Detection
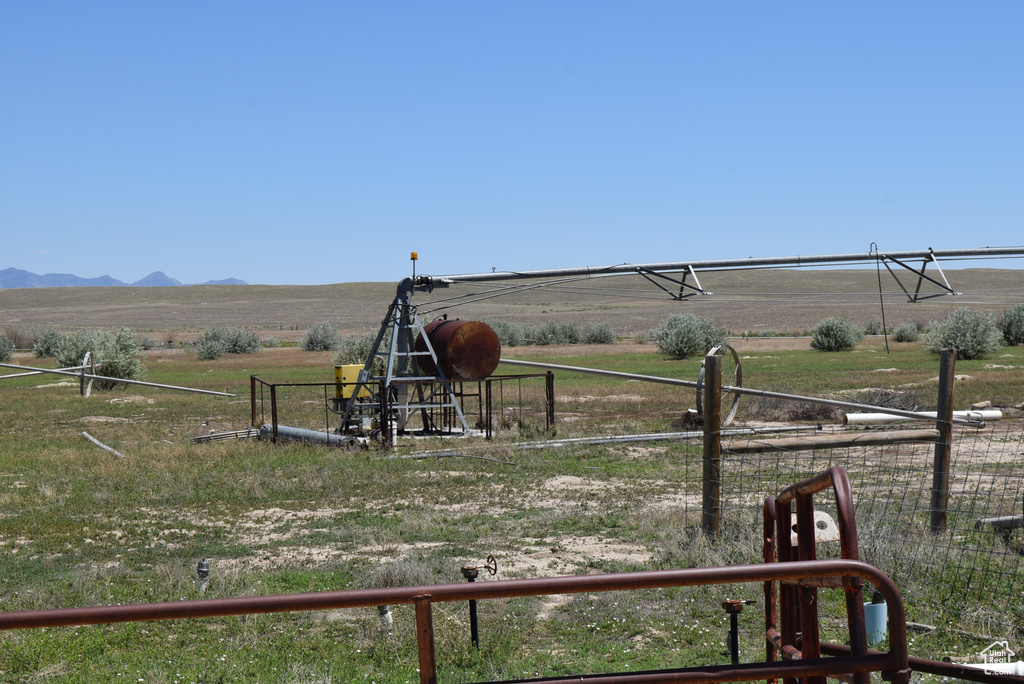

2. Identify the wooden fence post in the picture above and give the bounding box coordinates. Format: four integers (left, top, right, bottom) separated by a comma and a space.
702, 354, 723, 536
930, 348, 956, 533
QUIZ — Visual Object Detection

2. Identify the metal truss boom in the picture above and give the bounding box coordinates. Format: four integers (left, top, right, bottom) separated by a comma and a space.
416, 246, 1024, 302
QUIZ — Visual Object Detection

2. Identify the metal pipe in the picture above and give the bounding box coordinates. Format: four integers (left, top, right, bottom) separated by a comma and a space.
258, 424, 360, 447
500, 359, 984, 426
429, 247, 1024, 284
845, 410, 1001, 425
461, 565, 480, 649
0, 560, 909, 684
0, 364, 87, 380
0, 362, 235, 397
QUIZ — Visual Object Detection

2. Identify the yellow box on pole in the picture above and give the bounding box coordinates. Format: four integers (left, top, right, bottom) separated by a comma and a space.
334, 364, 370, 399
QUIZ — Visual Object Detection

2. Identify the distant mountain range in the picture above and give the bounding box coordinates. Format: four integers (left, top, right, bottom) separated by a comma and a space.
0, 268, 247, 289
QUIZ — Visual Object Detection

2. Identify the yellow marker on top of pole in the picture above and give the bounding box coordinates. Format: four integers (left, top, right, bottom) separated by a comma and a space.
410, 252, 418, 261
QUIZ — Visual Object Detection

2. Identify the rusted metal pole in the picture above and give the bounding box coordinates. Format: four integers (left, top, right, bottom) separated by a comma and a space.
250, 375, 258, 428
414, 594, 438, 684
702, 354, 723, 536
546, 370, 555, 429
930, 349, 956, 533
270, 384, 279, 443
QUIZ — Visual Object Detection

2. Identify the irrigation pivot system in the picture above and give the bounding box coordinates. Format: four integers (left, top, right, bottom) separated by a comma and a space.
415, 245, 1024, 303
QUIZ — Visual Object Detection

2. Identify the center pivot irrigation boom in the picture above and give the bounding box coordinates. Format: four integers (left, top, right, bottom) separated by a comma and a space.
333, 245, 1022, 443
416, 245, 1024, 302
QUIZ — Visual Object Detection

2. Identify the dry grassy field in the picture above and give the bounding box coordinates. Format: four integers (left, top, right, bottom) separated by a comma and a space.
2, 268, 1023, 341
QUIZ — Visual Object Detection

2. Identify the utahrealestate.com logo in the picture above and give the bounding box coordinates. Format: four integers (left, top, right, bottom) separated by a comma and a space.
978, 641, 1017, 674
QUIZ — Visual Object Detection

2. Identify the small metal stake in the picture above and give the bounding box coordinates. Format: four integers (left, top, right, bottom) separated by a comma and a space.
196, 559, 210, 592
460, 555, 497, 649
722, 598, 755, 665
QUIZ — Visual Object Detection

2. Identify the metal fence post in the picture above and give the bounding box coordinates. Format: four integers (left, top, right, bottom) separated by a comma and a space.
414, 594, 438, 684
250, 375, 257, 428
702, 354, 723, 536
546, 370, 555, 430
270, 384, 278, 443
930, 348, 956, 533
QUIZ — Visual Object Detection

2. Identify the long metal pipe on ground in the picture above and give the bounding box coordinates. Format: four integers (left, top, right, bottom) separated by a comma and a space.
0, 362, 235, 397
499, 359, 985, 426
259, 424, 361, 447
845, 410, 1002, 425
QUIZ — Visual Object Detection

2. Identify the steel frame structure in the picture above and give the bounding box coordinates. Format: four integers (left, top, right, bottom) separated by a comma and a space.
416, 246, 1024, 302
339, 277, 471, 436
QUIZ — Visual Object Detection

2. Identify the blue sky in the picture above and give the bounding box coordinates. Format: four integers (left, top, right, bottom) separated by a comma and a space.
2, 3, 1023, 285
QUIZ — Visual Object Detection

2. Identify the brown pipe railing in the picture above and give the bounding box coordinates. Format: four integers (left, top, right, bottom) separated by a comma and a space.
0, 559, 907, 684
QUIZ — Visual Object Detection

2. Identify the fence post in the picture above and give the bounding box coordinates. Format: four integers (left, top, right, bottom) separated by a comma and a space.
930, 348, 956, 533
250, 376, 257, 428
270, 384, 278, 443
546, 370, 555, 430
702, 354, 723, 536
414, 594, 438, 684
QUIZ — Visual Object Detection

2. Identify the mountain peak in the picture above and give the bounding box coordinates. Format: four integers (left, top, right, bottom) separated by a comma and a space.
0, 267, 247, 288
132, 272, 183, 287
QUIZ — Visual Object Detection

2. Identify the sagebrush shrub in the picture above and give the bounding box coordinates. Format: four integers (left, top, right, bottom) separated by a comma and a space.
810, 318, 863, 352
924, 308, 1003, 360
0, 334, 13, 363
581, 322, 616, 345
195, 337, 228, 361
332, 331, 385, 366
195, 327, 261, 359
54, 327, 145, 389
998, 304, 1024, 346
484, 319, 526, 347
654, 314, 728, 360
300, 320, 341, 351
33, 328, 64, 358
890, 322, 920, 343
530, 321, 580, 345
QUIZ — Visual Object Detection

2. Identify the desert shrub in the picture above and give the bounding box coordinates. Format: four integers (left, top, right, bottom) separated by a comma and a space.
195, 337, 228, 360
2, 328, 33, 350
484, 319, 526, 348
924, 308, 1003, 360
194, 327, 261, 359
998, 304, 1024, 346
260, 337, 281, 348
864, 320, 882, 336
810, 317, 863, 352
332, 331, 384, 366
0, 334, 13, 362
137, 334, 159, 350
300, 320, 340, 351
654, 314, 728, 360
529, 321, 581, 345
581, 322, 616, 344
890, 322, 920, 343
54, 327, 145, 389
33, 328, 64, 358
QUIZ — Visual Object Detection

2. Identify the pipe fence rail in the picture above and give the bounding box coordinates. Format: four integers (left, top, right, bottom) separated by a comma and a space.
0, 560, 909, 684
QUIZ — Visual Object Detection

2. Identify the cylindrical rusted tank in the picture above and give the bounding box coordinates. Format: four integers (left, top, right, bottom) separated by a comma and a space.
415, 319, 501, 382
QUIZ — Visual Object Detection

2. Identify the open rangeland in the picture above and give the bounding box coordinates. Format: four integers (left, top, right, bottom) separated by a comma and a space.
1, 271, 1023, 681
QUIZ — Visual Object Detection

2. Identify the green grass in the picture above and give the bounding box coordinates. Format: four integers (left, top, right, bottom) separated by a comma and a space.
1, 341, 1022, 681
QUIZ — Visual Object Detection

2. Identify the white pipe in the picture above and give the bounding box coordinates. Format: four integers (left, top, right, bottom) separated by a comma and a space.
958, 661, 1024, 676
844, 410, 1001, 425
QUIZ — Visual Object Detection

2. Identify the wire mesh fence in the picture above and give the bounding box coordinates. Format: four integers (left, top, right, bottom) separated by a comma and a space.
712, 421, 1024, 641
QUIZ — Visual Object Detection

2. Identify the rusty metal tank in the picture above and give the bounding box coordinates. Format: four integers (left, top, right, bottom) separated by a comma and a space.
415, 319, 501, 382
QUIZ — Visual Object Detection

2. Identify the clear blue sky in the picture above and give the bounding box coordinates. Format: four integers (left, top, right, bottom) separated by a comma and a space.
2, 3, 1023, 285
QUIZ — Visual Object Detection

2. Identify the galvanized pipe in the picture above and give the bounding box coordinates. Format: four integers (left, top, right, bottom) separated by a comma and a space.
429, 247, 1024, 284
500, 359, 984, 426
0, 362, 235, 397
